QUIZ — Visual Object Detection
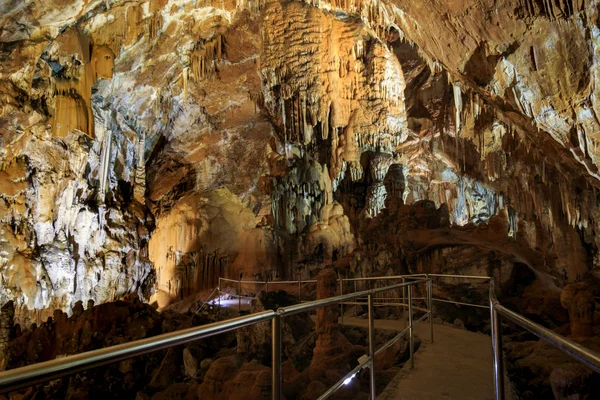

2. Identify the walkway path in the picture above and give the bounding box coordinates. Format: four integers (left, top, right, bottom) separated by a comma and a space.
375, 322, 495, 400
202, 282, 508, 399
337, 317, 500, 399
204, 292, 499, 399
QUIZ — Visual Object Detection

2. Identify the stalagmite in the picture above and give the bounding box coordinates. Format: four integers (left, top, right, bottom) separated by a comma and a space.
4, 1, 600, 398
134, 132, 146, 204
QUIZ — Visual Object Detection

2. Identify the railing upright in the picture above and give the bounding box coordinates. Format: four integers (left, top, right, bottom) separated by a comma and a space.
401, 277, 406, 327
339, 278, 344, 325
490, 289, 504, 400
427, 275, 433, 343
408, 284, 414, 368
367, 293, 376, 400
238, 279, 242, 311
272, 315, 282, 400
427, 276, 434, 343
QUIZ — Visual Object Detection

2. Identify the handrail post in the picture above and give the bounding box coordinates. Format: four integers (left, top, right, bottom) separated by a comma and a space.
272, 315, 282, 400
490, 298, 504, 400
427, 276, 433, 343
408, 284, 414, 369
368, 293, 376, 400
239, 280, 242, 312
339, 277, 344, 325
266, 278, 269, 294
402, 277, 406, 328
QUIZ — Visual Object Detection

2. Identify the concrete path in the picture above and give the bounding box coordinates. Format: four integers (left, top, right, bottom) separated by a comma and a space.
376, 322, 495, 400
338, 316, 409, 331
336, 316, 498, 399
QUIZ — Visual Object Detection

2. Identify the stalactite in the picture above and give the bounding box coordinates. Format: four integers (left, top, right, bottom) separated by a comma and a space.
521, 0, 583, 18
508, 206, 518, 238
453, 84, 462, 134
190, 35, 223, 82
133, 131, 146, 204
182, 67, 189, 100
99, 129, 112, 203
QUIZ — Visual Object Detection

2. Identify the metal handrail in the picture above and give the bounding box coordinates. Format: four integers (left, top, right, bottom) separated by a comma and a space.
316, 277, 433, 399
0, 277, 432, 400
220, 273, 489, 312
19, 270, 600, 400
207, 272, 600, 400
317, 356, 369, 400
335, 272, 600, 400
433, 297, 489, 309
0, 311, 276, 393
489, 278, 600, 399
278, 280, 421, 316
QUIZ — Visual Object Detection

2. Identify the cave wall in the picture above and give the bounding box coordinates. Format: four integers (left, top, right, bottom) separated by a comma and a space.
1, 0, 600, 317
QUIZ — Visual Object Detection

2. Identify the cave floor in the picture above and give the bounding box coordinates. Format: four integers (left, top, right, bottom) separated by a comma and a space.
338, 317, 499, 400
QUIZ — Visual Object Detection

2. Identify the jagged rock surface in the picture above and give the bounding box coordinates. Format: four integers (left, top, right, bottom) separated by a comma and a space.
4, 0, 600, 396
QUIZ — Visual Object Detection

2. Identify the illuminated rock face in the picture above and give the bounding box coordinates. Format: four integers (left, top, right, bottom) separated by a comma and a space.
48, 28, 116, 138
148, 189, 259, 304
2, 0, 600, 322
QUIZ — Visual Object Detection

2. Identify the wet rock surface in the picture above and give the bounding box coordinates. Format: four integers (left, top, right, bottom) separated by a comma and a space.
4, 0, 600, 398
2, 0, 600, 323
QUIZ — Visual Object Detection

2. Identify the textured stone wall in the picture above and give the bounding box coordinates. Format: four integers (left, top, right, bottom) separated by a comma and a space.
2, 0, 600, 319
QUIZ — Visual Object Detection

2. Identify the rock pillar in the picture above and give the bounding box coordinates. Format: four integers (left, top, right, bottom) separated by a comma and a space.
561, 283, 595, 337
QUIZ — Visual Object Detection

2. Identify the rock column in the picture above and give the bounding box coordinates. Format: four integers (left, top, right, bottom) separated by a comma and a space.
363, 153, 392, 217
309, 269, 354, 384
561, 283, 595, 337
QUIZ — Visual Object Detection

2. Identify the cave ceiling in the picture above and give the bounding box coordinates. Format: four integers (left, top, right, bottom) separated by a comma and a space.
1, 0, 600, 320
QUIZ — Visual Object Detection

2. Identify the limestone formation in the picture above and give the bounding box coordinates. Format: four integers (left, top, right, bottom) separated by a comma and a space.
309, 269, 364, 385
0, 301, 14, 371
561, 282, 596, 338
0, 0, 597, 321
550, 363, 596, 400
4, 0, 600, 397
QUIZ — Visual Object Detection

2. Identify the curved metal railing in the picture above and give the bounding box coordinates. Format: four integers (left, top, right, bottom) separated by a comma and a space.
3, 272, 600, 400
488, 278, 600, 399
0, 311, 276, 393
0, 278, 432, 400
312, 272, 600, 400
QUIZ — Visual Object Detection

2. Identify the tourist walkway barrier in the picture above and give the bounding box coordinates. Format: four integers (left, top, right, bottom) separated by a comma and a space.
195, 273, 600, 399
3, 273, 600, 400
368, 273, 600, 400
488, 278, 600, 399
290, 272, 600, 400
215, 273, 489, 313
0, 278, 432, 400
216, 277, 318, 306
393, 273, 600, 400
